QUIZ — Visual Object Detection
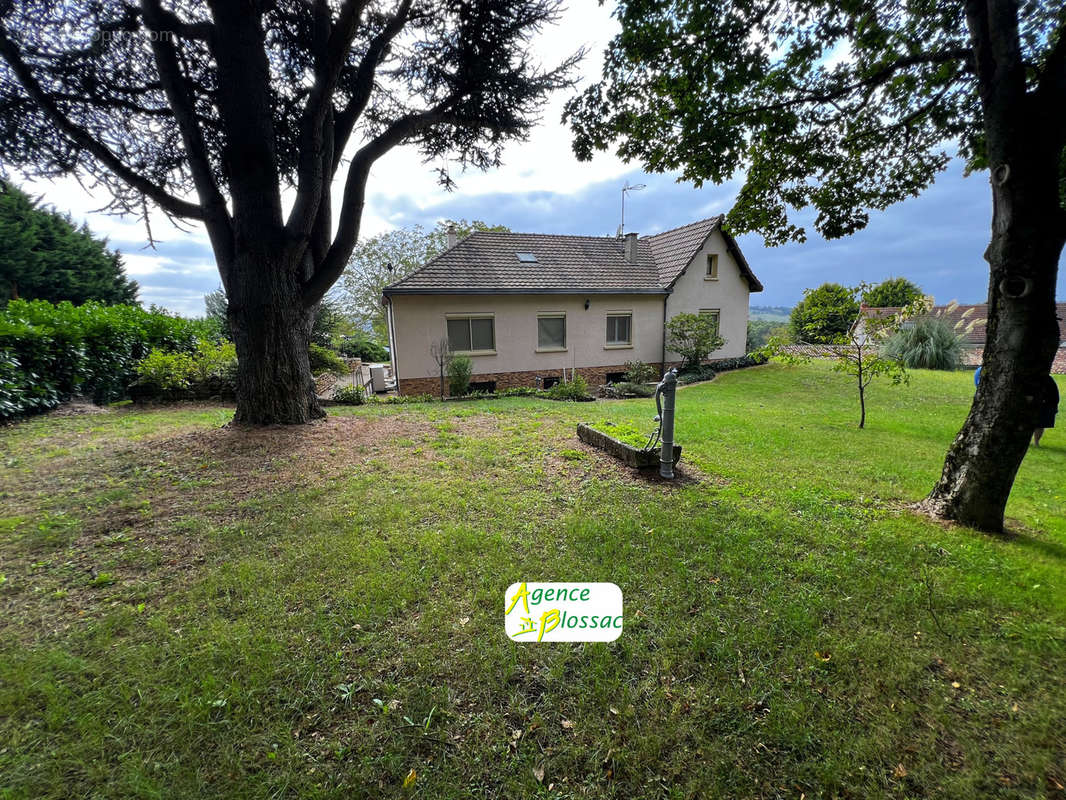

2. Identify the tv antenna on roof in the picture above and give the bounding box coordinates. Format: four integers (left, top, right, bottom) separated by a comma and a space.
620, 180, 646, 236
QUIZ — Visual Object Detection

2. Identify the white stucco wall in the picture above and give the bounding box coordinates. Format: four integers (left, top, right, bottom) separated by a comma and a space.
389, 293, 667, 380
664, 229, 753, 360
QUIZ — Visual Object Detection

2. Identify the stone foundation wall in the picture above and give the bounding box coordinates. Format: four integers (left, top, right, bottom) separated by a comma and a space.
398, 363, 666, 397
962, 346, 1066, 374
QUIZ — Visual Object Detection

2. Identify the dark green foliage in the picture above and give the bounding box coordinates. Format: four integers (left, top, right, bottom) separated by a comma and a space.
677, 365, 717, 385
0, 181, 138, 305
543, 374, 593, 401
337, 334, 388, 363
665, 312, 726, 369
308, 344, 347, 376
601, 381, 654, 398
863, 278, 925, 309
133, 340, 237, 400
0, 299, 201, 417
446, 354, 473, 396
884, 319, 964, 370
332, 385, 365, 405
747, 320, 789, 352
790, 284, 860, 344
623, 360, 657, 384
564, 1, 1036, 245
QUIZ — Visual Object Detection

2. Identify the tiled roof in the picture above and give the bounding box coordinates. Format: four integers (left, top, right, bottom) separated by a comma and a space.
383, 217, 762, 295
861, 303, 1066, 346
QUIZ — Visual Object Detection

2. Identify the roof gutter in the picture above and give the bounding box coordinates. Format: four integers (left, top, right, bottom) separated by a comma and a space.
382, 287, 671, 296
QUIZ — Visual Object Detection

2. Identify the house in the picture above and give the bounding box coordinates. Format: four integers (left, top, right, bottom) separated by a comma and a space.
857, 302, 1066, 373
381, 216, 763, 395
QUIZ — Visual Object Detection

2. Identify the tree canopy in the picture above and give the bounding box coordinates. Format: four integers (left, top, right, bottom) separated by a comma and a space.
339, 219, 508, 341
790, 283, 861, 344
0, 180, 138, 305
862, 277, 925, 309
566, 0, 1064, 246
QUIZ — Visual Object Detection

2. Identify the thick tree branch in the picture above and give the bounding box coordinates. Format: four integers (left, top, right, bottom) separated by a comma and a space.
141, 0, 234, 274
332, 0, 415, 173
0, 26, 203, 220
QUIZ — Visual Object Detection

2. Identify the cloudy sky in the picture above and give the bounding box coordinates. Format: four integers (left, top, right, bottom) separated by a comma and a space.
14, 3, 1060, 316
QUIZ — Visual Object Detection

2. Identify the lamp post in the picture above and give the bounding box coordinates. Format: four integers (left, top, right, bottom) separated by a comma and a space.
620, 181, 646, 235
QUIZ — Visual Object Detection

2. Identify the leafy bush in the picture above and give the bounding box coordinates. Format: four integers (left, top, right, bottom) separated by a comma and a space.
665, 312, 726, 369
883, 318, 963, 370
134, 340, 237, 399
623, 360, 657, 384
601, 381, 655, 398
337, 333, 388, 362
332, 385, 365, 405
308, 343, 347, 375
0, 299, 202, 418
543, 373, 593, 401
862, 277, 924, 308
677, 365, 717, 384
446, 354, 473, 396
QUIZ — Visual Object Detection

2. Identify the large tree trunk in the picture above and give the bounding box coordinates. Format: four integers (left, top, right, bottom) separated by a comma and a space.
227, 252, 324, 425
922, 0, 1065, 533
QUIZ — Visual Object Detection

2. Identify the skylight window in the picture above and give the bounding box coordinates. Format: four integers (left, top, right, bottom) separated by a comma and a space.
516, 252, 537, 263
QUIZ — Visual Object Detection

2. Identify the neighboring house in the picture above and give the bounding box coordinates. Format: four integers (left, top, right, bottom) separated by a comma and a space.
382, 216, 763, 395
857, 302, 1066, 373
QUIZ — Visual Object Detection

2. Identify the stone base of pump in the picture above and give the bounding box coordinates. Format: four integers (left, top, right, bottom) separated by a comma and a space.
576, 423, 682, 470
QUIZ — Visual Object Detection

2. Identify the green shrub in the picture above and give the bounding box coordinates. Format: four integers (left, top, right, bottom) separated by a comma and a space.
337, 334, 388, 362
0, 299, 201, 418
446, 354, 473, 396
378, 393, 435, 404
544, 373, 593, 401
623, 360, 657, 384
883, 318, 963, 370
499, 387, 539, 397
665, 312, 726, 369
134, 340, 238, 399
678, 365, 717, 384
601, 381, 655, 398
136, 350, 196, 391
332, 385, 365, 405
308, 343, 347, 375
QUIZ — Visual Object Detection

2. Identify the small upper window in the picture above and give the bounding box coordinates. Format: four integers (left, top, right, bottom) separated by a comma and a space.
516, 252, 537, 263
706, 253, 719, 279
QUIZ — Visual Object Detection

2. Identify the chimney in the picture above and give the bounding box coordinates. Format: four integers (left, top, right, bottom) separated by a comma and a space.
624, 231, 638, 264
446, 223, 457, 249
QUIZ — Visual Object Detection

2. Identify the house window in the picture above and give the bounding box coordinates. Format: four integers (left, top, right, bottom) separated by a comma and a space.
605, 372, 626, 385
699, 308, 721, 337
469, 380, 497, 393
706, 253, 719, 279
516, 252, 537, 263
537, 313, 566, 350
446, 315, 495, 353
541, 376, 560, 389
606, 314, 632, 347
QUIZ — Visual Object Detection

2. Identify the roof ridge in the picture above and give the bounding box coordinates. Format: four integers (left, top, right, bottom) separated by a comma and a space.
466, 230, 627, 241
645, 215, 723, 241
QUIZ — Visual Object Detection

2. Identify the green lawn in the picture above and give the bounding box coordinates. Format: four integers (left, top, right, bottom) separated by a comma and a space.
1, 363, 1063, 799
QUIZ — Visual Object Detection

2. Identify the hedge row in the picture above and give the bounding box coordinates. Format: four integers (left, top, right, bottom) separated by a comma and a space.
0, 299, 211, 419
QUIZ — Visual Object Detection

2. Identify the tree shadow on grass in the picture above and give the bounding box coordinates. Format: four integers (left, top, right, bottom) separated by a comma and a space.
998, 526, 1066, 562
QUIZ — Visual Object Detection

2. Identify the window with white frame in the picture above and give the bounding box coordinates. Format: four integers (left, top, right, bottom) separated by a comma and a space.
699, 308, 721, 337
606, 313, 632, 346
706, 253, 719, 279
446, 315, 495, 353
537, 313, 566, 350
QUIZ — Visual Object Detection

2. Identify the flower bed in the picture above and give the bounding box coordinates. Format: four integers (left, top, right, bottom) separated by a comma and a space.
576, 422, 681, 469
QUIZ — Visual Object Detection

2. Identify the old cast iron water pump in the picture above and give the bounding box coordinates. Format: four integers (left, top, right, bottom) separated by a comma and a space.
654, 368, 678, 479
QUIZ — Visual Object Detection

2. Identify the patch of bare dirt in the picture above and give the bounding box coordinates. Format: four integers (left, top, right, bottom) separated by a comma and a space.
47, 398, 112, 417
0, 414, 436, 643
